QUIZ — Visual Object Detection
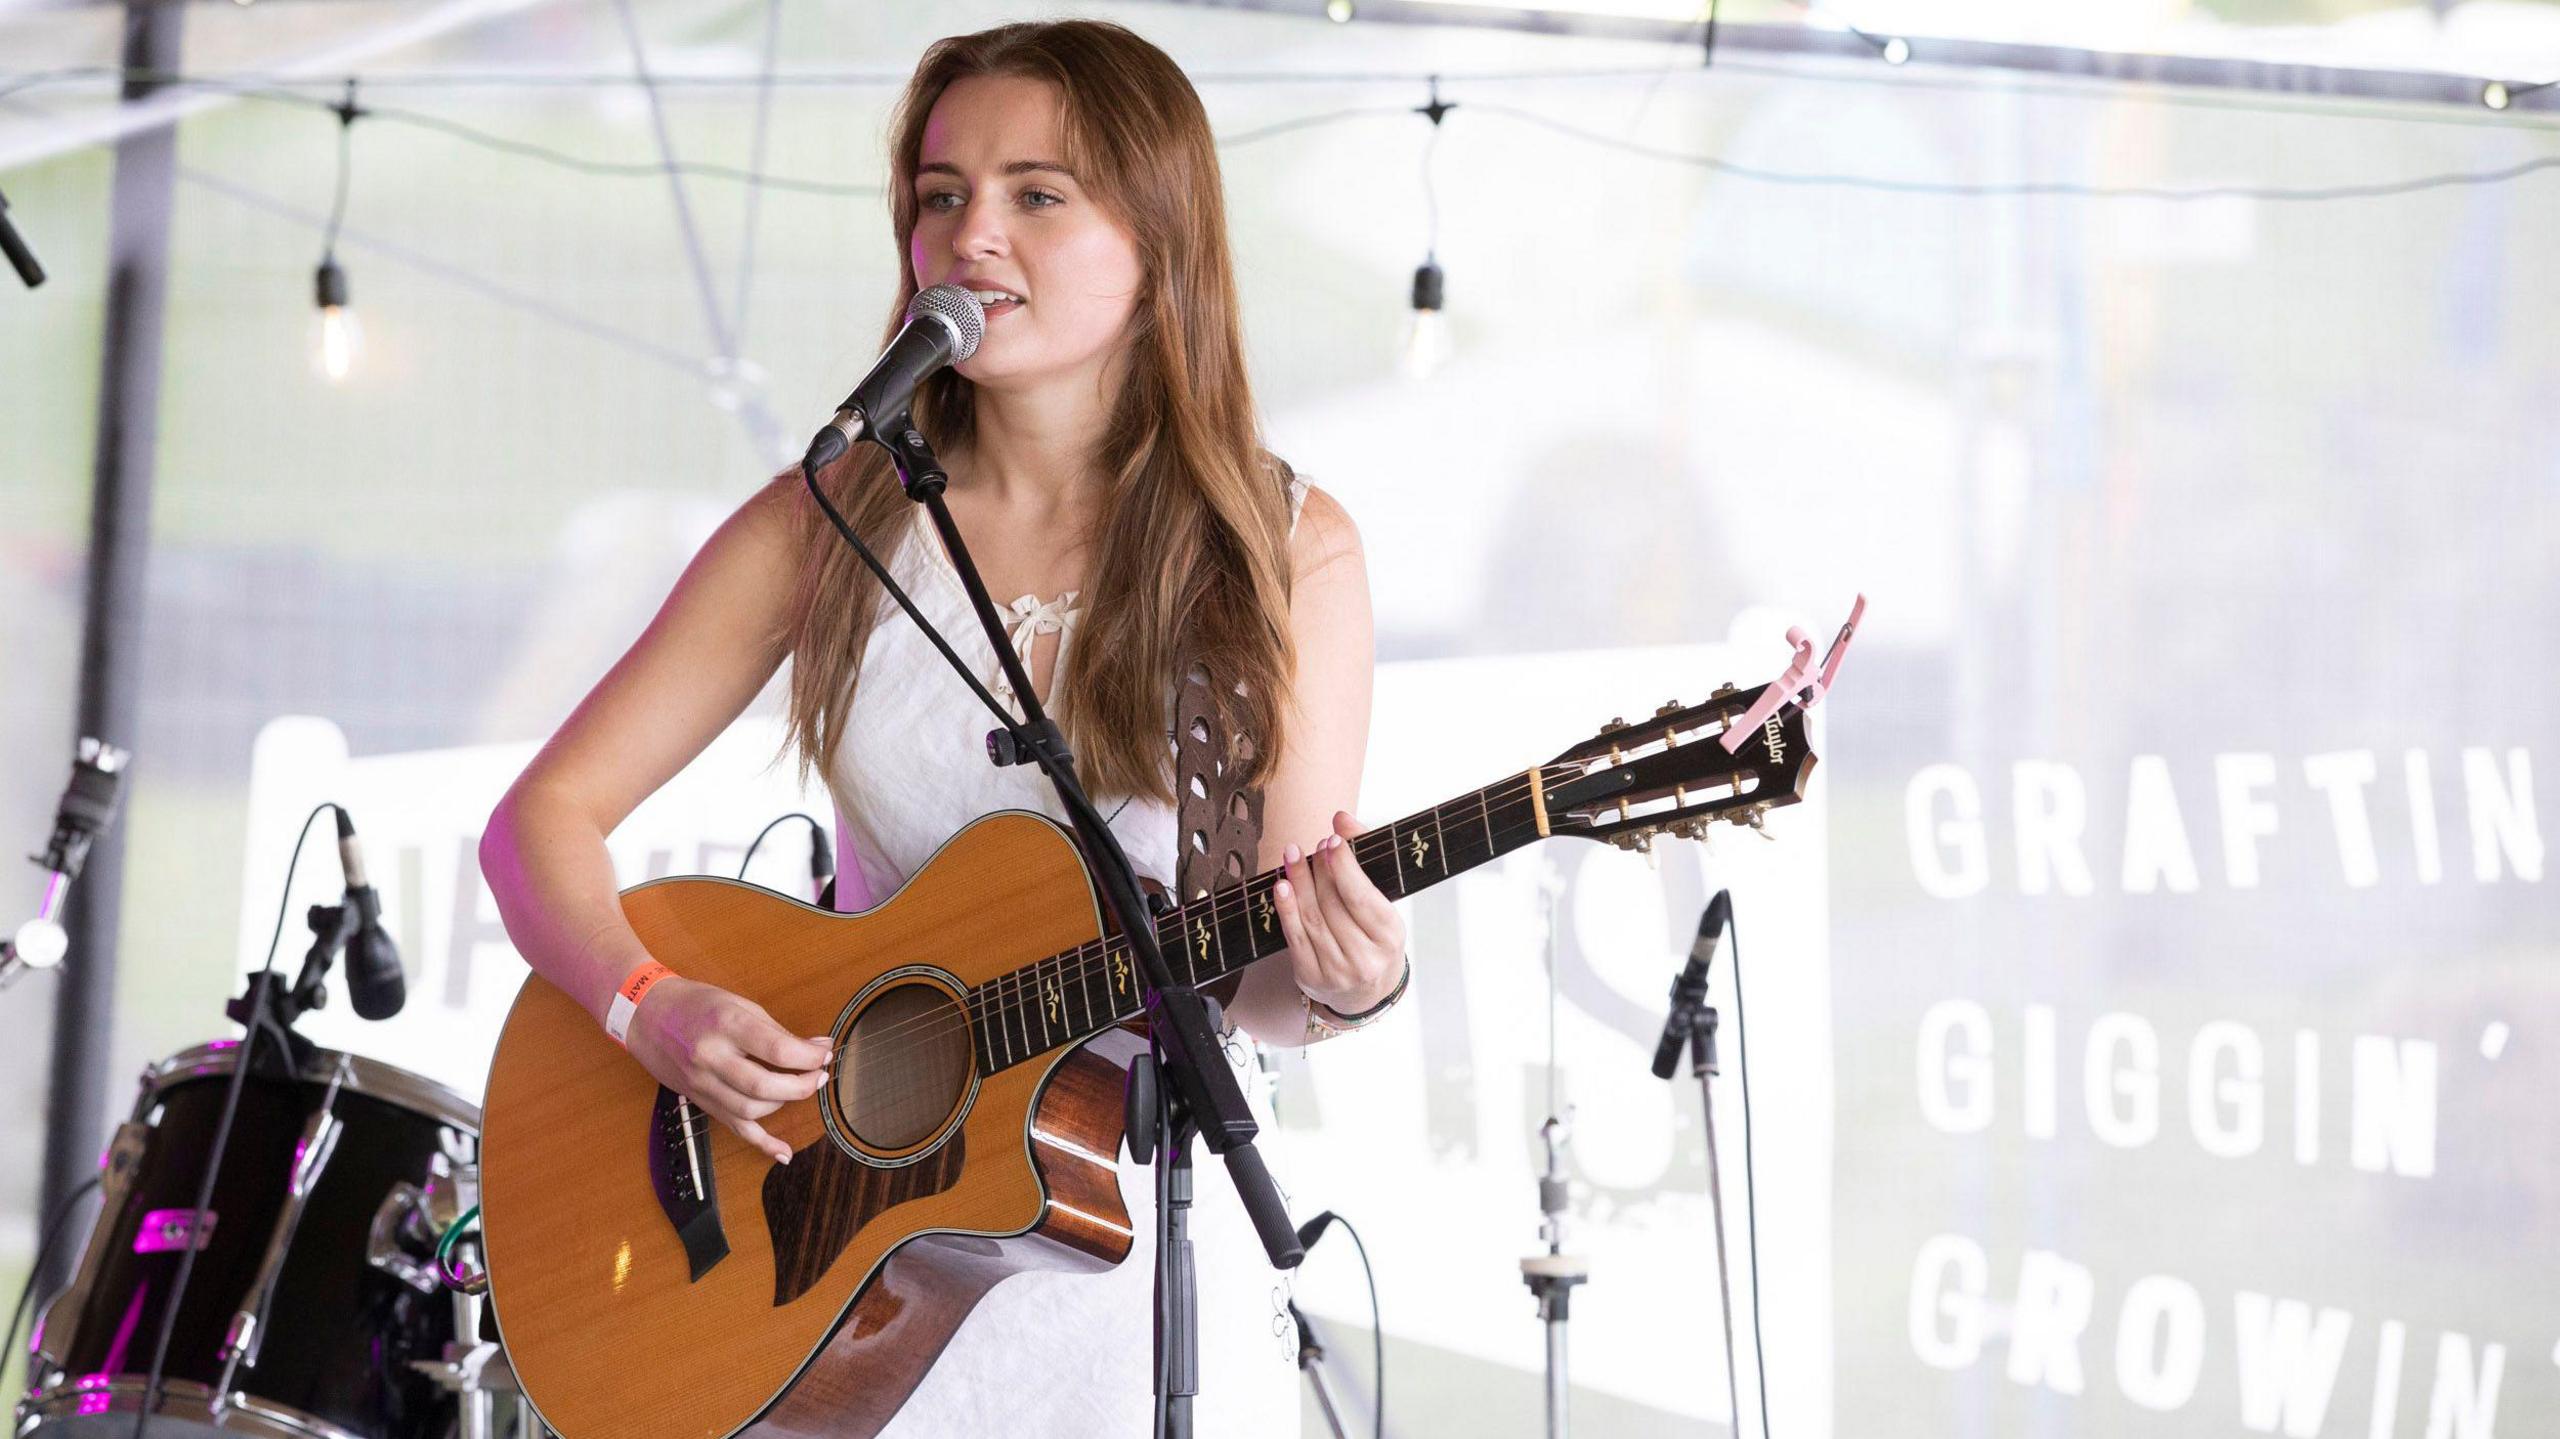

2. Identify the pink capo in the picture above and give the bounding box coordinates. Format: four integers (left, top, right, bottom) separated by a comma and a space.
1718, 594, 1866, 754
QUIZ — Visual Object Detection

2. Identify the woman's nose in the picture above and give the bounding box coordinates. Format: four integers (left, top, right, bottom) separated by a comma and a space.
952, 195, 1010, 259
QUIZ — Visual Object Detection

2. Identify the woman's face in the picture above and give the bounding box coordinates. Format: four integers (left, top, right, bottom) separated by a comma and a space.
910, 74, 1145, 396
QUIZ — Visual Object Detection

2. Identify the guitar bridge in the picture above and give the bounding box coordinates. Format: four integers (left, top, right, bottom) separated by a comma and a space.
648, 1086, 730, 1282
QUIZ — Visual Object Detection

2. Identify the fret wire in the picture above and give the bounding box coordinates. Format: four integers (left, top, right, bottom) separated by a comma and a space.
1030, 952, 1050, 1051
965, 772, 1556, 1077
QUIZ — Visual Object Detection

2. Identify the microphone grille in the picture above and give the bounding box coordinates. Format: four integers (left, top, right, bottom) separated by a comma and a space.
909, 283, 986, 362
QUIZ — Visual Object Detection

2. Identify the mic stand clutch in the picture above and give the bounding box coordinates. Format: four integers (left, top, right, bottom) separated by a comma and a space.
863, 414, 1304, 1439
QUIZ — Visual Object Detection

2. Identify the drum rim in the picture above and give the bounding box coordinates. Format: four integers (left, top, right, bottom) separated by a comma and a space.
141, 1041, 481, 1134
18, 1375, 363, 1439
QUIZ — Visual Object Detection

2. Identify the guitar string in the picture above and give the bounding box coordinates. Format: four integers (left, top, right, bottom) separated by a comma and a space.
672, 742, 1747, 1131
656, 779, 1550, 1150
654, 777, 1557, 1151
809, 771, 1546, 1064
884, 740, 1764, 1067
661, 733, 1769, 1150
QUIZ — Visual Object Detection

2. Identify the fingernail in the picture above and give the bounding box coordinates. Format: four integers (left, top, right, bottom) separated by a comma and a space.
1283, 842, 1301, 865
1275, 878, 1292, 899
775, 1149, 793, 1165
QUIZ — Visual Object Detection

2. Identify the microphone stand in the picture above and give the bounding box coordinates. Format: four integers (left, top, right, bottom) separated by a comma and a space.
855, 414, 1305, 1438
1657, 941, 1746, 1438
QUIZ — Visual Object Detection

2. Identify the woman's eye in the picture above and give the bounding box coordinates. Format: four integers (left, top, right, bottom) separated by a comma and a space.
922, 190, 964, 212
1020, 188, 1063, 208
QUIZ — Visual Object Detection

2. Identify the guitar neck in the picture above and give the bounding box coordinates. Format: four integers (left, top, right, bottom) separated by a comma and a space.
968, 768, 1553, 1074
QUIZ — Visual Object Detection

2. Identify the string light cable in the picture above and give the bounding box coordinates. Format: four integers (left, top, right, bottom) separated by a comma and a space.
1, 57, 2556, 202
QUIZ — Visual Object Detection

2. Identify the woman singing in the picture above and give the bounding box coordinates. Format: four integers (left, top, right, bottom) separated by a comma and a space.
482, 20, 1405, 1435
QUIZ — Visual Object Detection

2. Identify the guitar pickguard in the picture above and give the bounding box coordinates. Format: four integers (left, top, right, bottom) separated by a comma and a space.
762, 1132, 968, 1307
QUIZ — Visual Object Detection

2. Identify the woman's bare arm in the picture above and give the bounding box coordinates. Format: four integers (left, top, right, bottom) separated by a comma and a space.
1225, 484, 1406, 1046
479, 477, 830, 1161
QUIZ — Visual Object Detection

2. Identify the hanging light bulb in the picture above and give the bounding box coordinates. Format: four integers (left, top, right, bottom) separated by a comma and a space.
311, 256, 361, 383
1401, 257, 1449, 380
1400, 79, 1456, 381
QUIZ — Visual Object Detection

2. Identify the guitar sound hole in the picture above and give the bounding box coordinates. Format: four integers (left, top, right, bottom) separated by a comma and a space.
836, 982, 971, 1153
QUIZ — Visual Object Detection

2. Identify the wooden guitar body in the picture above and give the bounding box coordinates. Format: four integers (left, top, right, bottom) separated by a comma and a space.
480, 811, 1139, 1439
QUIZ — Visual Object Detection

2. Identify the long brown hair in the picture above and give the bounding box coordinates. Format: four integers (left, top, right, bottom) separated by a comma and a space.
781, 19, 1296, 808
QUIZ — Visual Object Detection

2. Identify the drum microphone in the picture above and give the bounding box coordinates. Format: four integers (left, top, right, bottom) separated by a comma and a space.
2, 737, 128, 986
331, 806, 406, 1020
800, 284, 987, 476
1651, 889, 1732, 1080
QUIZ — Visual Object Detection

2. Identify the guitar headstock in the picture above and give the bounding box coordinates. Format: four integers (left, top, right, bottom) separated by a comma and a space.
1541, 683, 1819, 853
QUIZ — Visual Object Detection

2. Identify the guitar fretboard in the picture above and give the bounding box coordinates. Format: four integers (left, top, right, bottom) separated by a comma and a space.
966, 768, 1549, 1074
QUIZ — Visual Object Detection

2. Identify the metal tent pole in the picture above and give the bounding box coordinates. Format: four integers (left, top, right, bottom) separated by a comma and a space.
37, 0, 184, 1297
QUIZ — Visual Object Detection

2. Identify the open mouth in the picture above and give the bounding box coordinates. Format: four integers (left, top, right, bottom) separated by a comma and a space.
966, 288, 1024, 318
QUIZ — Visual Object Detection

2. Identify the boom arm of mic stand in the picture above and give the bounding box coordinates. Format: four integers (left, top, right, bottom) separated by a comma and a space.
860, 418, 1305, 1272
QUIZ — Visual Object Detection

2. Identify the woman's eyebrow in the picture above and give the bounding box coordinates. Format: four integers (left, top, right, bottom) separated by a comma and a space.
915, 159, 1077, 180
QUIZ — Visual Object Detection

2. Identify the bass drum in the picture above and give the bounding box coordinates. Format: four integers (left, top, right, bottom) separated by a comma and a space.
20, 1041, 480, 1438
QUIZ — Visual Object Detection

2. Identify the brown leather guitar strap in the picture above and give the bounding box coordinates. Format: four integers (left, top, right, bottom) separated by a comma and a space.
1167, 649, 1262, 1017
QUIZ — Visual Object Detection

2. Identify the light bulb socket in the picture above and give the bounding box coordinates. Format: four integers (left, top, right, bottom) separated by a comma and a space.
1410, 259, 1444, 313
314, 257, 349, 310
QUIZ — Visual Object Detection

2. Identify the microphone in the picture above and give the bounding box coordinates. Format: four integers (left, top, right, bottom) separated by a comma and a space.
0, 184, 44, 289
800, 284, 987, 475
2, 738, 127, 986
332, 806, 406, 1020
1651, 889, 1731, 1080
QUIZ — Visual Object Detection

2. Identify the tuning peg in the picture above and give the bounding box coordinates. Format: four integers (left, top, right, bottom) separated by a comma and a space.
1711, 682, 1737, 699
1610, 831, 1653, 856
1599, 716, 1628, 734
1656, 700, 1684, 718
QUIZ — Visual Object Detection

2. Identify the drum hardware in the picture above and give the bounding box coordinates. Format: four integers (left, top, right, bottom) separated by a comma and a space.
212, 1058, 351, 1395
28, 1120, 149, 1376
368, 1152, 474, 1296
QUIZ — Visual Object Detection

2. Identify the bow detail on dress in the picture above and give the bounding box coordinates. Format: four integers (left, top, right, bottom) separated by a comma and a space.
990, 590, 1081, 713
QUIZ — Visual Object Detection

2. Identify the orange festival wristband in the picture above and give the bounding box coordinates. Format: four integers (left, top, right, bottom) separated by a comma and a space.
605, 960, 675, 1046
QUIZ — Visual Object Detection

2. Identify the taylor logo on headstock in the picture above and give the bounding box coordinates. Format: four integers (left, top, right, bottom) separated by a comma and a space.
1763, 716, 1787, 766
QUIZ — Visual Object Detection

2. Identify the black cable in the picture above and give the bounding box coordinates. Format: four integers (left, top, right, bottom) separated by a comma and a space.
796, 466, 1026, 741
1152, 1035, 1174, 1439
736, 811, 823, 880
1727, 903, 1772, 1439
320, 81, 358, 262
131, 800, 335, 1439
1, 1172, 102, 1394
1316, 1213, 1384, 1439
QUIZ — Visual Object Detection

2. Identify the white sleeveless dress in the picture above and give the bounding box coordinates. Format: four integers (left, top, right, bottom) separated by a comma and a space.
824, 479, 1307, 1438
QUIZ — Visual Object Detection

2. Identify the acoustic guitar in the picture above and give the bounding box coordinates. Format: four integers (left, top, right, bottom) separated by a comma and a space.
478, 673, 1829, 1437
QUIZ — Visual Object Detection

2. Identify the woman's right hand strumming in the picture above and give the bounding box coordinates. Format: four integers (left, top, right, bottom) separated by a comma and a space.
477, 479, 830, 1168
622, 977, 833, 1167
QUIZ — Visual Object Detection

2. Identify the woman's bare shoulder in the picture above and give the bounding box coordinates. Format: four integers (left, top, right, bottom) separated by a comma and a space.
1287, 480, 1364, 582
